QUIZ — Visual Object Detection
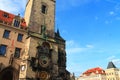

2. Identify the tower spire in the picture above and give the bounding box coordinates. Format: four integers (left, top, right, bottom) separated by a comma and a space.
107, 61, 117, 69
57, 28, 60, 36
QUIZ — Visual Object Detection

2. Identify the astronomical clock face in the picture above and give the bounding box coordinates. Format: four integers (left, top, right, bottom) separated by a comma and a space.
39, 71, 50, 79
39, 55, 50, 68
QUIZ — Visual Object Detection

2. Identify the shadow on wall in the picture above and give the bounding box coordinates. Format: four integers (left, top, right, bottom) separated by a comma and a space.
0, 66, 19, 80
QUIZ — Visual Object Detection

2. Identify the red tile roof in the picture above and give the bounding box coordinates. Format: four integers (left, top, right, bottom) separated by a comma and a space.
20, 18, 27, 28
0, 10, 15, 24
82, 67, 105, 76
0, 10, 27, 29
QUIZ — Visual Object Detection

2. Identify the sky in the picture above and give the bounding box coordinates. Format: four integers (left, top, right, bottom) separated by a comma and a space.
0, 0, 120, 77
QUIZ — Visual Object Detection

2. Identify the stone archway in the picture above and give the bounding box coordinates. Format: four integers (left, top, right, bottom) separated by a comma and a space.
0, 66, 19, 80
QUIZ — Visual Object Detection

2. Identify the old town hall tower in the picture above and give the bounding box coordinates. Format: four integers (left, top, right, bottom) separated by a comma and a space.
24, 0, 70, 80
25, 0, 55, 36
0, 0, 70, 80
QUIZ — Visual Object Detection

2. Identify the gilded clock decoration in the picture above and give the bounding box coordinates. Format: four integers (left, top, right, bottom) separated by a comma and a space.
39, 71, 49, 79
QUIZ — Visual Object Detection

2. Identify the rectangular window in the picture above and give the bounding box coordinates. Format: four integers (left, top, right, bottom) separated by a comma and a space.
14, 20, 20, 27
14, 47, 21, 58
3, 30, 10, 38
3, 13, 9, 18
17, 33, 23, 42
41, 5, 47, 14
0, 45, 7, 56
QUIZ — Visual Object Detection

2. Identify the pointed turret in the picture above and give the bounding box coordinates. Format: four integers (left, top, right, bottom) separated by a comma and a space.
57, 28, 60, 37
55, 28, 65, 41
107, 61, 116, 69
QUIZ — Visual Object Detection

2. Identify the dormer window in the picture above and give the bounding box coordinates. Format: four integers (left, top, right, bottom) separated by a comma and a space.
14, 20, 20, 27
41, 4, 47, 14
3, 13, 9, 18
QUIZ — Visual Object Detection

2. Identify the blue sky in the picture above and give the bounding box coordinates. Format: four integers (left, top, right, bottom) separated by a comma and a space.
0, 0, 120, 77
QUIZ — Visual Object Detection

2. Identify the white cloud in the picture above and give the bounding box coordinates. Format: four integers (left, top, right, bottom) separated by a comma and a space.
109, 11, 115, 15
69, 0, 92, 7
105, 20, 112, 24
95, 16, 99, 20
107, 56, 120, 66
115, 3, 120, 11
57, 0, 100, 11
66, 40, 76, 47
67, 63, 83, 77
0, 0, 27, 16
116, 17, 120, 20
66, 40, 84, 54
112, 59, 120, 64
86, 44, 94, 48
66, 40, 94, 54
105, 20, 109, 24
69, 0, 100, 7
106, 0, 120, 4
106, 0, 120, 21
66, 47, 86, 54
107, 56, 116, 60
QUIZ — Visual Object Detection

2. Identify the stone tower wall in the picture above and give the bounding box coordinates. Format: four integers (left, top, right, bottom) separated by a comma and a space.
24, 0, 55, 37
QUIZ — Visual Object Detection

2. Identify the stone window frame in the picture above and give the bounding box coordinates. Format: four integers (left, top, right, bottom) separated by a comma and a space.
14, 47, 21, 58
0, 44, 7, 56
41, 2, 48, 14
3, 30, 11, 39
13, 19, 20, 27
17, 33, 23, 42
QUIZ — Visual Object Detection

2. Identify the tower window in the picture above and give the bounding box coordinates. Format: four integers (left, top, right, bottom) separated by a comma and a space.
17, 33, 23, 42
14, 47, 21, 58
3, 13, 9, 18
0, 45, 7, 56
14, 20, 20, 27
3, 30, 10, 39
41, 5, 47, 14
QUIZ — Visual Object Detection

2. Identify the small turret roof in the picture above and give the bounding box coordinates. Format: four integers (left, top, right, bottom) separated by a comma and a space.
107, 61, 117, 69
55, 29, 65, 41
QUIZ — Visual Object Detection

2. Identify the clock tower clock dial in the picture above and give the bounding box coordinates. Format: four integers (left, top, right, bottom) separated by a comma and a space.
39, 55, 50, 68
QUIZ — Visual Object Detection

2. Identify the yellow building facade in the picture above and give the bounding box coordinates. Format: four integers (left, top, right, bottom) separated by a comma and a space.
78, 67, 106, 80
0, 10, 28, 80
78, 62, 120, 80
105, 62, 120, 80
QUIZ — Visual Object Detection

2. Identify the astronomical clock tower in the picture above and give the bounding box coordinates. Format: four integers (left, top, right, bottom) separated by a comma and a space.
24, 0, 70, 80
